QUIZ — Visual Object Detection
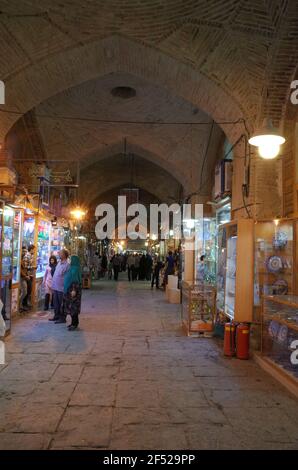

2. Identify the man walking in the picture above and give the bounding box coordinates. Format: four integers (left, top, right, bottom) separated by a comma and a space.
127, 253, 135, 281
151, 256, 163, 289
49, 249, 70, 323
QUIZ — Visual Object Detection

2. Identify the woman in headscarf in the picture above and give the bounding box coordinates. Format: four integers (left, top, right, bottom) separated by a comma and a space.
43, 255, 57, 310
63, 255, 82, 330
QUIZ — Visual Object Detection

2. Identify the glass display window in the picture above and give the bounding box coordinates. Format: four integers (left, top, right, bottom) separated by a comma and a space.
262, 295, 298, 381
225, 224, 237, 318
216, 225, 227, 313
195, 217, 217, 285
23, 215, 35, 248
2, 206, 14, 277
12, 209, 22, 283
216, 220, 254, 323
216, 201, 231, 226
254, 219, 294, 307
36, 219, 51, 278
51, 226, 65, 258
0, 202, 13, 334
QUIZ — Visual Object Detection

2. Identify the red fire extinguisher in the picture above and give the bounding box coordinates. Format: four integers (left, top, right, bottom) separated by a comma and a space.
224, 322, 236, 356
236, 323, 250, 359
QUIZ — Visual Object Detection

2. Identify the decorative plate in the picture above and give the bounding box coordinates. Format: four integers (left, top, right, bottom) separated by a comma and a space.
272, 230, 288, 249
277, 325, 288, 344
266, 255, 283, 273
272, 279, 288, 295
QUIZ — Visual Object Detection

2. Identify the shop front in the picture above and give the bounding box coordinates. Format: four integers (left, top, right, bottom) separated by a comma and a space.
23, 212, 52, 308
0, 203, 14, 335
11, 207, 23, 317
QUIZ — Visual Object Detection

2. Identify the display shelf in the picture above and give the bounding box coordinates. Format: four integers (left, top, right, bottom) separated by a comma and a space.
181, 281, 216, 336
261, 295, 298, 386
216, 219, 254, 322
254, 220, 294, 303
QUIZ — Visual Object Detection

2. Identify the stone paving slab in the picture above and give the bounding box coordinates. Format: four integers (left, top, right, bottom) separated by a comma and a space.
0, 433, 52, 450
69, 382, 117, 407
0, 276, 297, 450
51, 406, 113, 448
51, 364, 84, 382
1, 403, 65, 433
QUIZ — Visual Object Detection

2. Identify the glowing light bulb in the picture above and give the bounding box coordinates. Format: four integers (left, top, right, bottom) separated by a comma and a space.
258, 142, 280, 160
248, 119, 285, 160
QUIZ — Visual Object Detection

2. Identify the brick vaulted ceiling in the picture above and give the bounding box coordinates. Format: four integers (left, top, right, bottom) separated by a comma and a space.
0, 1, 298, 202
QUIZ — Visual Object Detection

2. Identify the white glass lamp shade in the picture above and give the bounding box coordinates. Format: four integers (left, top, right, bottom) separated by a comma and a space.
248, 119, 285, 159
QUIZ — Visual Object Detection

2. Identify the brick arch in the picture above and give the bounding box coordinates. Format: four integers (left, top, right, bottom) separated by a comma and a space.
81, 141, 189, 191
79, 152, 183, 206
2, 35, 244, 143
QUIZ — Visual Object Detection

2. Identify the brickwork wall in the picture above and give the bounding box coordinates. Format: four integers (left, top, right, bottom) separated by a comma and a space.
0, 2, 297, 215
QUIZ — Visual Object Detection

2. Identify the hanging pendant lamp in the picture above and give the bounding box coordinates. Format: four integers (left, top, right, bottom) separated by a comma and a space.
248, 118, 285, 160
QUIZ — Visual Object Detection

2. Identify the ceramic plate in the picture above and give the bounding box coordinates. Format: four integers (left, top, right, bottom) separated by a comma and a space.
266, 255, 283, 273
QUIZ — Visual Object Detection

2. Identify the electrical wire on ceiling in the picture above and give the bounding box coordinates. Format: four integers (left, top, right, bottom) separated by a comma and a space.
0, 108, 247, 127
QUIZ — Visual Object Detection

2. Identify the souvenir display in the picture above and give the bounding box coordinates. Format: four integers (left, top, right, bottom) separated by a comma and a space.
23, 215, 35, 248
266, 255, 283, 273
254, 220, 294, 306
36, 219, 51, 277
262, 295, 298, 380
51, 226, 65, 257
272, 279, 288, 295
194, 217, 217, 285
0, 203, 14, 334
2, 207, 14, 277
272, 230, 288, 249
12, 209, 22, 284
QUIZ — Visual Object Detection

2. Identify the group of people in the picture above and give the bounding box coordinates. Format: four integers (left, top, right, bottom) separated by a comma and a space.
21, 246, 83, 331
92, 250, 178, 289
126, 253, 153, 282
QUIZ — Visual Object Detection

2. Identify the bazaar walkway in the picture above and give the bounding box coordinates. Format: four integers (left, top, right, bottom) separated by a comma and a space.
1, 276, 298, 450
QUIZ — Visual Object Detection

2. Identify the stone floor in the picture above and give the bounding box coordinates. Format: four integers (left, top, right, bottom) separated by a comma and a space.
0, 275, 298, 450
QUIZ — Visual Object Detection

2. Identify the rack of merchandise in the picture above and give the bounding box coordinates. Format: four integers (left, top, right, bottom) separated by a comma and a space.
216, 219, 254, 322
258, 295, 298, 397
11, 208, 23, 316
181, 281, 216, 336
0, 203, 14, 335
50, 226, 65, 257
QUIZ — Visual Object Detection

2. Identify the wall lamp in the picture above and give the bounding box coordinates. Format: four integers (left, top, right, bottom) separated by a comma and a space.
248, 118, 286, 160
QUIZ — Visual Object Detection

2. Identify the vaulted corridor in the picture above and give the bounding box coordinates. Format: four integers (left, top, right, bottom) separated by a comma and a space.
1, 277, 297, 450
